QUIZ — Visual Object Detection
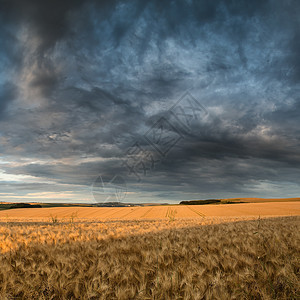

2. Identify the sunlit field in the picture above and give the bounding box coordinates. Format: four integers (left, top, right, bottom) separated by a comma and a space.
0, 202, 299, 299
0, 201, 299, 221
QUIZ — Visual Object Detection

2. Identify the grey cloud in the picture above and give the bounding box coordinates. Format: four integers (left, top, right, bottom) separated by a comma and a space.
0, 0, 299, 202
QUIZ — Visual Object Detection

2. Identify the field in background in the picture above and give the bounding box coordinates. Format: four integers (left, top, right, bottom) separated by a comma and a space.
0, 201, 299, 221
221, 197, 300, 203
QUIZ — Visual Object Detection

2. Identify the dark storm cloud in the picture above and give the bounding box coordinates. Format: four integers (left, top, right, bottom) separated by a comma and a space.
0, 0, 86, 51
0, 83, 16, 119
0, 0, 299, 202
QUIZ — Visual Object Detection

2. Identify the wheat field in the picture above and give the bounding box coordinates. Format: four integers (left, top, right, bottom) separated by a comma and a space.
0, 209, 299, 299
0, 201, 299, 221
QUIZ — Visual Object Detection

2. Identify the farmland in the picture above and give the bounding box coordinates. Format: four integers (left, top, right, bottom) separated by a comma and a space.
0, 202, 299, 299
0, 201, 299, 221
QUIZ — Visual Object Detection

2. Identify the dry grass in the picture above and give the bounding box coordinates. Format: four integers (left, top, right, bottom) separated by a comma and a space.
0, 216, 299, 299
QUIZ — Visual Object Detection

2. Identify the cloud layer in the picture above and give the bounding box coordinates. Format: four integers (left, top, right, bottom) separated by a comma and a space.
0, 0, 299, 202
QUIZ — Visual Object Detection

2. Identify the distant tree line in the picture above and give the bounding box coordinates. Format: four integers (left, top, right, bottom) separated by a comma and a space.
8, 203, 42, 209
179, 199, 221, 205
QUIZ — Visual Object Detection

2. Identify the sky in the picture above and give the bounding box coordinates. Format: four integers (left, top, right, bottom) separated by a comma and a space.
0, 0, 299, 204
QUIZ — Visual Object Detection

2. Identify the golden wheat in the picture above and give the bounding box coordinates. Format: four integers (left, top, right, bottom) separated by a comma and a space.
0, 216, 299, 299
